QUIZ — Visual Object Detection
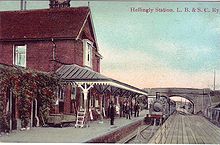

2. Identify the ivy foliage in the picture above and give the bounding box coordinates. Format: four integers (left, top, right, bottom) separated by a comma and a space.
0, 64, 60, 132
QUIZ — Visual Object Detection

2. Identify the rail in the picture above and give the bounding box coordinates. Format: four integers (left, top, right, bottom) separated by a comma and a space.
118, 121, 149, 143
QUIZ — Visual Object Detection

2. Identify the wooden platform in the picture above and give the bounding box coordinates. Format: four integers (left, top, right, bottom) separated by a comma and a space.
149, 113, 220, 144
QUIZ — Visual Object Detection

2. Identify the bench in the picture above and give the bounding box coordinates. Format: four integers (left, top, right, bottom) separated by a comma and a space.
46, 114, 76, 127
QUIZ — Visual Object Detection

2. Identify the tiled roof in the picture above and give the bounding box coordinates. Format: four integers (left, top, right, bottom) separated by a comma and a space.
56, 64, 108, 80
0, 7, 90, 40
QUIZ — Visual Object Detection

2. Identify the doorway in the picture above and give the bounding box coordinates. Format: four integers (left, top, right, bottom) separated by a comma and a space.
7, 88, 17, 130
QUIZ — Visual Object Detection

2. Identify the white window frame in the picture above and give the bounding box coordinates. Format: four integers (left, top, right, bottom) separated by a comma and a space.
58, 88, 65, 102
13, 44, 27, 67
83, 39, 93, 68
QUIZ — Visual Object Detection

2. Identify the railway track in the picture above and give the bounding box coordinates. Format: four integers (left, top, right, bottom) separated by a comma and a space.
118, 123, 159, 144
121, 113, 178, 143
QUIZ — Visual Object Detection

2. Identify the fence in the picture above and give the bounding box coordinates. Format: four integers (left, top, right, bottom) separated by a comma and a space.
148, 114, 175, 144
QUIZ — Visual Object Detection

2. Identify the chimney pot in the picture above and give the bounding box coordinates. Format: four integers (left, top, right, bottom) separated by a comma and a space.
49, 0, 71, 9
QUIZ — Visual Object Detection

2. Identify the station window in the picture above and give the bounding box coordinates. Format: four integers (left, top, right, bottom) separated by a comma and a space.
57, 88, 65, 113
14, 45, 27, 67
58, 88, 65, 101
83, 39, 93, 68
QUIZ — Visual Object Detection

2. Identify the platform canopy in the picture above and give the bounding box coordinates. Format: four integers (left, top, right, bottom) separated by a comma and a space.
56, 64, 148, 97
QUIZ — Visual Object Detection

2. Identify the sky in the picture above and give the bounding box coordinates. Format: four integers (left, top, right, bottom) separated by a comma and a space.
170, 96, 190, 103
0, 0, 220, 89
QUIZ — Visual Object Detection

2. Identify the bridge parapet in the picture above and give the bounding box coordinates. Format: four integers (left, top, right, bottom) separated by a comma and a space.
145, 88, 211, 96
144, 88, 212, 114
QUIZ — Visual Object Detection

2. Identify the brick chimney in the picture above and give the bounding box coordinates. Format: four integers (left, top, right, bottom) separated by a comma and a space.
49, 0, 71, 8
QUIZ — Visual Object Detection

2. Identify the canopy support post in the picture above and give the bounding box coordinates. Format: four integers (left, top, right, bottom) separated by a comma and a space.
78, 83, 94, 112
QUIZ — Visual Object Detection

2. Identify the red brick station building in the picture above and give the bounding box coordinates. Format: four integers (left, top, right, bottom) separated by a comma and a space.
0, 0, 148, 130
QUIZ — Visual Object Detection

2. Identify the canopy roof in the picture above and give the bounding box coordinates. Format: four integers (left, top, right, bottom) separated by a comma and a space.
56, 64, 148, 96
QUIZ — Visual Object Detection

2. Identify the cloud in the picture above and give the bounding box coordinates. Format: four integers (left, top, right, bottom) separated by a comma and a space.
209, 17, 220, 34
153, 39, 213, 57
100, 43, 165, 72
99, 43, 220, 89
154, 41, 181, 55
148, 39, 217, 73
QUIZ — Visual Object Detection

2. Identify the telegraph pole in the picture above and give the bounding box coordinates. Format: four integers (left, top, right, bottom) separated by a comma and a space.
202, 89, 204, 113
214, 69, 216, 91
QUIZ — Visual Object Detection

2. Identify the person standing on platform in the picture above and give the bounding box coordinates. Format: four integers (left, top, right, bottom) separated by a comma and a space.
125, 102, 128, 119
130, 102, 133, 117
134, 103, 137, 117
126, 103, 131, 119
136, 102, 140, 117
119, 102, 123, 117
123, 102, 126, 117
109, 101, 115, 125
134, 102, 140, 117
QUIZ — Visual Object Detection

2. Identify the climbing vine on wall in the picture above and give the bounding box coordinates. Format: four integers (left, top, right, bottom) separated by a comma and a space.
0, 64, 60, 132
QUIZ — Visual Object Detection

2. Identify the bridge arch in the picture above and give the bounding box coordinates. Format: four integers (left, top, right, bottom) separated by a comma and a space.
169, 95, 195, 114
160, 94, 195, 114
169, 95, 194, 105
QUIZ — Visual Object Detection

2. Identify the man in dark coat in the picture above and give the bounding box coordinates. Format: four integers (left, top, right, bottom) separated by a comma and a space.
134, 102, 140, 117
109, 102, 115, 125
136, 102, 140, 117
130, 102, 133, 117
119, 102, 123, 117
134, 103, 137, 117
126, 103, 131, 119
123, 102, 126, 117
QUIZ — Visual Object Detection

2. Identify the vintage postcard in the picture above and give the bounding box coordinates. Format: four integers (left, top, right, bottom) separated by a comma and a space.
0, 0, 220, 143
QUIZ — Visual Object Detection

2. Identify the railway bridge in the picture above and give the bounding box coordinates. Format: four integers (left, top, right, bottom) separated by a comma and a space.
145, 88, 212, 114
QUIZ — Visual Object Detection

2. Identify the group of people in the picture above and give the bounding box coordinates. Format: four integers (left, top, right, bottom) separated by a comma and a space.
108, 101, 140, 125
121, 102, 140, 119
